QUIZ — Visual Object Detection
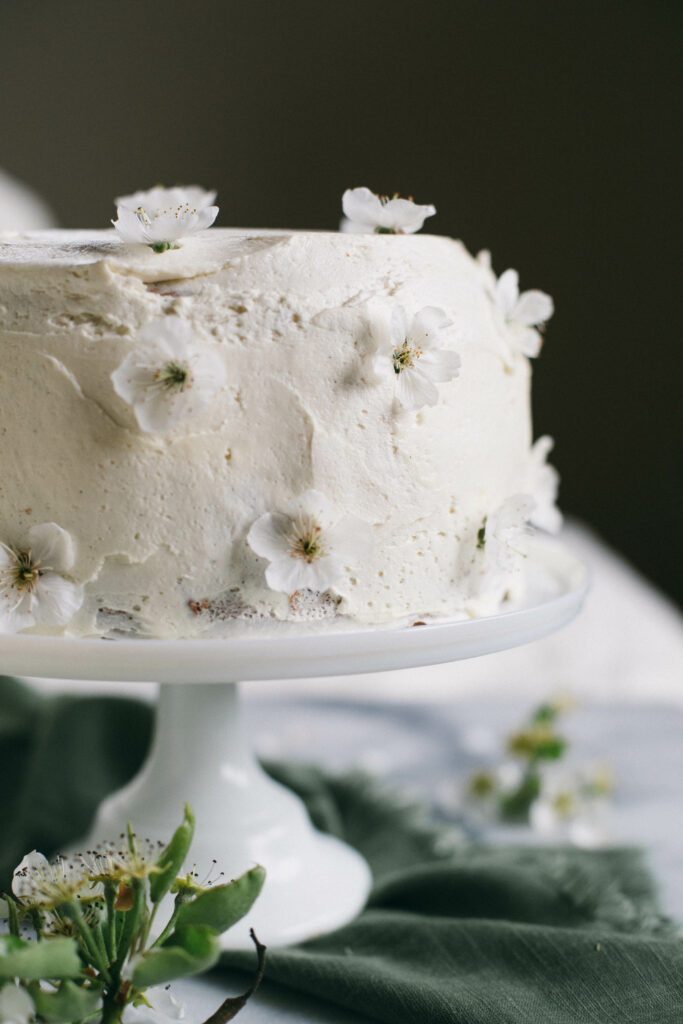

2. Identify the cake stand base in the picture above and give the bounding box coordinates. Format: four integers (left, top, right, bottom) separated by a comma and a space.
78, 682, 371, 950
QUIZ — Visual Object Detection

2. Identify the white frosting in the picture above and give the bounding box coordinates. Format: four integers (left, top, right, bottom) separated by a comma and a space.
0, 228, 539, 637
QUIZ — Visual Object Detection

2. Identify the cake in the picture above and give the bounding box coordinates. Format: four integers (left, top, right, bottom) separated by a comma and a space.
0, 187, 560, 638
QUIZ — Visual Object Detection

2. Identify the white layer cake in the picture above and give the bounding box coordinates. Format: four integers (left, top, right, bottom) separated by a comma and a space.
0, 229, 555, 637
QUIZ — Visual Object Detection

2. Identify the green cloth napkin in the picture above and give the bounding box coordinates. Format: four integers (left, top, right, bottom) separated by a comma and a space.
0, 677, 681, 1024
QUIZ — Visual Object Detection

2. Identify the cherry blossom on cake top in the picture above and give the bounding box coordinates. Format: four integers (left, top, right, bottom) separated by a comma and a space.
247, 489, 373, 594
341, 187, 436, 234
111, 318, 227, 434
112, 184, 219, 252
0, 522, 83, 635
494, 268, 554, 358
373, 305, 461, 411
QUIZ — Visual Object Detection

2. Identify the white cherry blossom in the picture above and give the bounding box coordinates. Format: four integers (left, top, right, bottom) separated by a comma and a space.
111, 318, 227, 434
247, 489, 373, 594
481, 494, 536, 572
373, 305, 460, 411
0, 523, 83, 635
115, 185, 216, 212
112, 185, 218, 251
530, 765, 614, 848
0, 982, 35, 1024
12, 850, 93, 909
494, 268, 554, 358
341, 187, 435, 234
121, 987, 185, 1023
527, 435, 562, 534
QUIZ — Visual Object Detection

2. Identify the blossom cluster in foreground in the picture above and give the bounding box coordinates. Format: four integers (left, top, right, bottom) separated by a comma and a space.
0, 806, 266, 1024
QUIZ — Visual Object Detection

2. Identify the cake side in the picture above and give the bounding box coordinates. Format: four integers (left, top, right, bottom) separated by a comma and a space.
0, 229, 553, 637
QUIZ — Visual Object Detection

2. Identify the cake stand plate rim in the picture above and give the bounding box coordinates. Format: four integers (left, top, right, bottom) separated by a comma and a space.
0, 538, 588, 682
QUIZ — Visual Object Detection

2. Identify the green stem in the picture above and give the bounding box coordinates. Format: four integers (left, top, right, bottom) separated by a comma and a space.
104, 883, 117, 963
61, 901, 112, 984
114, 879, 146, 973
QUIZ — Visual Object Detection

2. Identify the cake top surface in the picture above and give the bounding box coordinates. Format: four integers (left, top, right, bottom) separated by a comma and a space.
0, 228, 475, 286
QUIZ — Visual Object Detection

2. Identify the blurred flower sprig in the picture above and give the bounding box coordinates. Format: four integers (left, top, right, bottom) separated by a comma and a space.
466, 697, 615, 845
0, 805, 266, 1023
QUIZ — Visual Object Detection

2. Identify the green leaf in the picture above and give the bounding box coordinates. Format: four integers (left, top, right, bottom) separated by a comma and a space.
132, 925, 220, 987
176, 866, 266, 935
149, 804, 195, 905
0, 935, 82, 980
29, 979, 102, 1023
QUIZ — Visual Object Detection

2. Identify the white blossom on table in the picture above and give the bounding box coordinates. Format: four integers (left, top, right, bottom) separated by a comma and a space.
529, 764, 614, 848
341, 187, 436, 234
527, 435, 562, 534
480, 494, 536, 573
111, 318, 227, 434
494, 268, 554, 359
112, 185, 219, 251
120, 987, 185, 1023
372, 305, 460, 411
0, 523, 83, 635
0, 982, 35, 1024
247, 489, 373, 594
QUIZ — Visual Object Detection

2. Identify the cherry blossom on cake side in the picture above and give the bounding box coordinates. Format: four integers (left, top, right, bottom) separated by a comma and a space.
480, 494, 536, 573
111, 318, 227, 434
494, 268, 554, 359
0, 522, 83, 635
112, 185, 219, 252
247, 490, 373, 594
527, 435, 562, 534
341, 187, 436, 234
373, 305, 461, 411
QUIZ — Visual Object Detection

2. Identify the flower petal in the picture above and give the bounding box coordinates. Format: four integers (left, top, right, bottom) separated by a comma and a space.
285, 489, 338, 531
389, 304, 409, 347
0, 599, 36, 635
515, 326, 543, 358
512, 289, 554, 327
341, 187, 383, 229
371, 350, 393, 383
495, 269, 519, 318
396, 367, 439, 409
381, 197, 436, 233
28, 522, 75, 571
116, 185, 216, 211
265, 555, 333, 594
12, 851, 51, 900
247, 513, 292, 561
419, 348, 461, 383
34, 573, 84, 627
112, 206, 149, 245
0, 982, 35, 1024
409, 306, 451, 348
138, 317, 195, 359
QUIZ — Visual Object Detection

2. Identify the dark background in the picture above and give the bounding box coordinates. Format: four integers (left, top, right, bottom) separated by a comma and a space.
1, 0, 681, 603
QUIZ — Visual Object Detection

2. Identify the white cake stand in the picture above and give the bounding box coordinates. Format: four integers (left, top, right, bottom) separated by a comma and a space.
0, 538, 587, 950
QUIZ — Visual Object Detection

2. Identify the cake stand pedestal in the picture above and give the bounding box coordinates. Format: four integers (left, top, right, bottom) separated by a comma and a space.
0, 538, 587, 950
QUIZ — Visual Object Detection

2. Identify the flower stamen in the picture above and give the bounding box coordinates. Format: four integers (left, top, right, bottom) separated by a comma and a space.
152, 361, 191, 393
287, 518, 325, 562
